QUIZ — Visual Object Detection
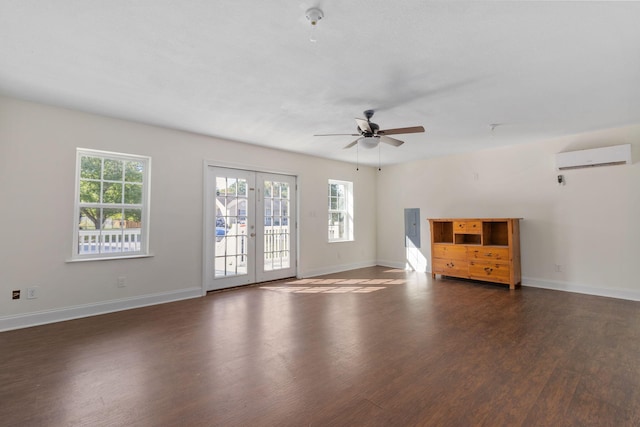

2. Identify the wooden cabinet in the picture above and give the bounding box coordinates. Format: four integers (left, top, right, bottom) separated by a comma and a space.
428, 218, 522, 289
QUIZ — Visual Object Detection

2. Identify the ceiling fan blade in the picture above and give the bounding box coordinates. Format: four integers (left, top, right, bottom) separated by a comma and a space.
355, 118, 371, 134
343, 139, 360, 149
379, 135, 404, 147
314, 133, 360, 137
378, 126, 425, 136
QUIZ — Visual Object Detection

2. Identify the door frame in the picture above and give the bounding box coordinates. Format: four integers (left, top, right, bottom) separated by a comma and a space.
202, 161, 299, 294
255, 172, 297, 283
205, 167, 257, 290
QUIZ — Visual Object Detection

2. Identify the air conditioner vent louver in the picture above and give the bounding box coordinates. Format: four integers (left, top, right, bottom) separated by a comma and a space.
556, 144, 631, 171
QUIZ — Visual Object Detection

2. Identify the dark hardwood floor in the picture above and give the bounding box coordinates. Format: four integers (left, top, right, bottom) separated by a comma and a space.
2, 266, 640, 426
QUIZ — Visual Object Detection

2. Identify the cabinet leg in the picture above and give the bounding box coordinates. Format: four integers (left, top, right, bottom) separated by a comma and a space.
432, 273, 436, 279
509, 283, 515, 290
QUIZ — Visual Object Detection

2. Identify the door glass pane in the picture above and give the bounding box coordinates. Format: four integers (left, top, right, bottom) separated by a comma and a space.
264, 180, 290, 271
215, 176, 249, 278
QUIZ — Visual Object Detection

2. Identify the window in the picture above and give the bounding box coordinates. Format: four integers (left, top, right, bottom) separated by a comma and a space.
328, 179, 353, 242
73, 149, 151, 259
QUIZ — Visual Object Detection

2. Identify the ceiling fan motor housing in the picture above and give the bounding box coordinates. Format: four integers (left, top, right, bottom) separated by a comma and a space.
359, 122, 379, 137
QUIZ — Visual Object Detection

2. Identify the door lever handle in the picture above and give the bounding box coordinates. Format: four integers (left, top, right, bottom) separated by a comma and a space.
250, 232, 256, 237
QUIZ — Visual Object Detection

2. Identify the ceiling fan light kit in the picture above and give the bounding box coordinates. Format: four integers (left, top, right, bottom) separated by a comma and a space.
359, 136, 379, 149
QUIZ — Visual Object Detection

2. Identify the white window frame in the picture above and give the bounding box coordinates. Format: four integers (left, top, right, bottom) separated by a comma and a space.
71, 148, 151, 261
328, 179, 354, 242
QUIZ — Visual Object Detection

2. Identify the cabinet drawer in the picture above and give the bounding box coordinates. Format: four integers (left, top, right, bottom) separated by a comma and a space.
433, 258, 469, 277
453, 221, 482, 234
432, 244, 467, 260
468, 247, 510, 261
469, 261, 510, 284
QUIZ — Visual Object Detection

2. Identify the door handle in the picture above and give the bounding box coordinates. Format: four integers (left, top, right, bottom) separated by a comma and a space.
250, 232, 256, 237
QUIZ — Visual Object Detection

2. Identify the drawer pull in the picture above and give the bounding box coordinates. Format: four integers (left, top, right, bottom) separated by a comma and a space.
447, 262, 455, 268
485, 253, 493, 257
484, 267, 493, 274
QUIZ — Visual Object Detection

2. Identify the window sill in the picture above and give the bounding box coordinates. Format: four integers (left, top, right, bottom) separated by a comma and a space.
328, 239, 354, 244
66, 253, 154, 263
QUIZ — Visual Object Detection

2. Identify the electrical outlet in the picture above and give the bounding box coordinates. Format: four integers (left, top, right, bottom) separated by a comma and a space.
554, 264, 563, 273
26, 286, 40, 299
117, 276, 127, 288
12, 290, 20, 300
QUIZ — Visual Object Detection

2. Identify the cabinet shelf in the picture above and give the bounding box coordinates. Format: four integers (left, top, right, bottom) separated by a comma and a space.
431, 221, 454, 244
454, 233, 481, 245
482, 221, 509, 246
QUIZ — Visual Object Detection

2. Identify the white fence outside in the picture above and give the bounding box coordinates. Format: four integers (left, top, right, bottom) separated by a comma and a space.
214, 225, 290, 275
78, 229, 142, 254
79, 226, 290, 269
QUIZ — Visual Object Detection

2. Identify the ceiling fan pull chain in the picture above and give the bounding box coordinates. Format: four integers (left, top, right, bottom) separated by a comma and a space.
378, 143, 381, 171
356, 142, 359, 171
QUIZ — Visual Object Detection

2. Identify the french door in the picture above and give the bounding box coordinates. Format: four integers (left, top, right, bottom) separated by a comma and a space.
204, 166, 297, 291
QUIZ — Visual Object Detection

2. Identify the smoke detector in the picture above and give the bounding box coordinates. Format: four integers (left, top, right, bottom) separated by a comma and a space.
306, 7, 324, 26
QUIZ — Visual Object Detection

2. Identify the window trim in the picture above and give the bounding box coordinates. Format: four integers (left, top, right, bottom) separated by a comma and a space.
71, 148, 151, 260
328, 179, 354, 243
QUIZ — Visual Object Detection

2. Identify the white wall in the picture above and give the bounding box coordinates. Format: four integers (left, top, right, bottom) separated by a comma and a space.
0, 96, 377, 329
3, 94, 638, 331
376, 124, 640, 300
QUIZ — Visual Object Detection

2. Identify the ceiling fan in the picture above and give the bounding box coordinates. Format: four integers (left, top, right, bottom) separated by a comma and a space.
314, 110, 425, 149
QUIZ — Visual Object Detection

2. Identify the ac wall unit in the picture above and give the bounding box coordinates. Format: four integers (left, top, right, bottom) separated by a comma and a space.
556, 144, 632, 170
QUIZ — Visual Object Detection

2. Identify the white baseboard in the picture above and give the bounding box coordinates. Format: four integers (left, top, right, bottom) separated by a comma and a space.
300, 260, 377, 278
522, 277, 640, 301
376, 259, 413, 270
8, 275, 633, 332
374, 261, 640, 302
0, 287, 203, 332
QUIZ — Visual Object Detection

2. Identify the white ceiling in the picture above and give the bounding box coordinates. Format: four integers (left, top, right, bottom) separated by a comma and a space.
2, 1, 639, 166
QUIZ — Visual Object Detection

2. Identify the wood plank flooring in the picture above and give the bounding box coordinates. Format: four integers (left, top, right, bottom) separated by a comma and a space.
2, 266, 640, 426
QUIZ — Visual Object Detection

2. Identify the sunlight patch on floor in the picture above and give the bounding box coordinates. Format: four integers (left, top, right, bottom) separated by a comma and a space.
261, 286, 387, 294
284, 278, 406, 286
260, 277, 406, 294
